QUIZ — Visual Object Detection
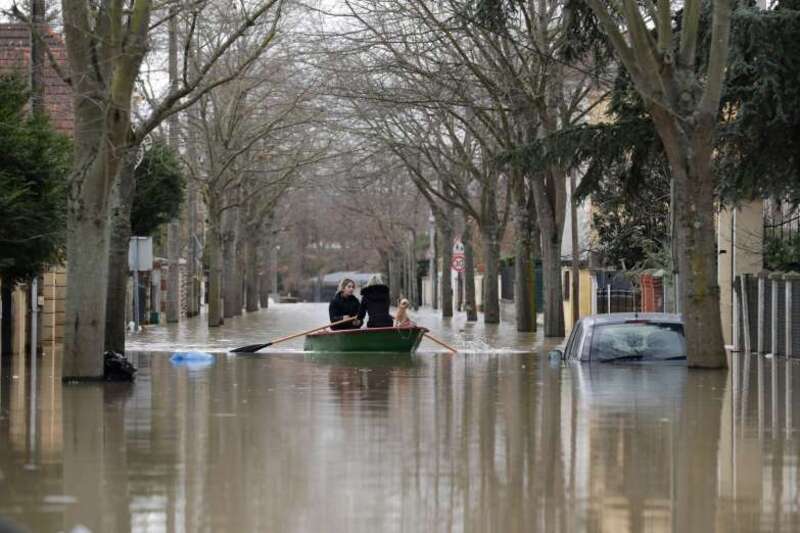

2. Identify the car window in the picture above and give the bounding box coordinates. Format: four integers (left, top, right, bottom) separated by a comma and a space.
567, 322, 583, 360
589, 322, 686, 362
562, 321, 580, 360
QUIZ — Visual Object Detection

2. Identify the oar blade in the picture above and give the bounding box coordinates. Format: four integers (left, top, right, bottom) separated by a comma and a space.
229, 317, 354, 353
230, 342, 272, 353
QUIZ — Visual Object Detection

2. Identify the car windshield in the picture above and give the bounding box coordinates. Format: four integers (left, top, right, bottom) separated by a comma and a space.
590, 322, 686, 362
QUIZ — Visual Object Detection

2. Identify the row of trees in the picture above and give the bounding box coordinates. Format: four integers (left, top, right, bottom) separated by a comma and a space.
314, 0, 604, 337
313, 0, 800, 368
9, 0, 314, 378
8, 0, 799, 374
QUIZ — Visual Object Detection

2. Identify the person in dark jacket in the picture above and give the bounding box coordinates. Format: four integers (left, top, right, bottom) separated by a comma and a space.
357, 274, 394, 328
329, 278, 361, 330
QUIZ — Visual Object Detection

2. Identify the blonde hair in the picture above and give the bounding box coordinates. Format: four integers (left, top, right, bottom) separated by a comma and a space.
365, 274, 384, 287
399, 298, 409, 307
337, 278, 356, 293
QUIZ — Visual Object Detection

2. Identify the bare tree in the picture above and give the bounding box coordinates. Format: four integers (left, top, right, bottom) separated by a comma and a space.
59, 0, 152, 378
324, 0, 605, 335
187, 37, 321, 325
102, 0, 286, 357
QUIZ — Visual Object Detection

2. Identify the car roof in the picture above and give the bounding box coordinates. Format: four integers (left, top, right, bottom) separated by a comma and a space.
579, 313, 683, 327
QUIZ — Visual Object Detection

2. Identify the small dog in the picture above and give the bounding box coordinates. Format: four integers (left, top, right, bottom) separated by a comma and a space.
394, 298, 415, 327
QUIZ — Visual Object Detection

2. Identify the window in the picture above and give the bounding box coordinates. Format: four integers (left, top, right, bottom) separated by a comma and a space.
563, 320, 583, 360
563, 271, 570, 301
589, 322, 686, 362
567, 322, 583, 360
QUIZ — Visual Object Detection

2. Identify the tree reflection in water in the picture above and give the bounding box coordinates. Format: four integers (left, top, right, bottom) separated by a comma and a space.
1, 347, 800, 532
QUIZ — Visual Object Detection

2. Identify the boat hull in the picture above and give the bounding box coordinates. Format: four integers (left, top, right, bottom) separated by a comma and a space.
304, 326, 428, 353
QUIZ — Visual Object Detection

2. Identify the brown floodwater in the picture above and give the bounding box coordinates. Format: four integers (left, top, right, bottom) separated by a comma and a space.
1, 303, 799, 532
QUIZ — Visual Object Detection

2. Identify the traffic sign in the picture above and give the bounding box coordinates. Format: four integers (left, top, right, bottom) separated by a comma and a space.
451, 255, 465, 273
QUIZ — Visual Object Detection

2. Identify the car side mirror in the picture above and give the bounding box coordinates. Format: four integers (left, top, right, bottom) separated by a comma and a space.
548, 349, 564, 361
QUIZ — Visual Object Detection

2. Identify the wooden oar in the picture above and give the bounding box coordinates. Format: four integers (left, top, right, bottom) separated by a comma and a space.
230, 317, 358, 353
424, 332, 458, 354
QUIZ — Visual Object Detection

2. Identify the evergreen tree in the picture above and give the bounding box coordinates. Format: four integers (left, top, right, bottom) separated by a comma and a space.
0, 74, 71, 283
130, 141, 185, 237
718, 1, 800, 202
546, 1, 800, 268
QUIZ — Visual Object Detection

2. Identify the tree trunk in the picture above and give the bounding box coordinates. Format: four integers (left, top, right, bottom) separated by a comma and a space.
223, 250, 236, 318
64, 205, 110, 379
389, 249, 402, 304
206, 203, 224, 327
570, 173, 580, 326
187, 189, 200, 317
245, 235, 259, 312
259, 241, 271, 309
438, 216, 453, 318
184, 116, 201, 318
652, 111, 726, 368
531, 173, 565, 337
463, 222, 478, 321
408, 237, 418, 307
166, 222, 181, 322
165, 7, 181, 324
432, 230, 439, 310
481, 224, 501, 324
105, 157, 137, 354
63, 107, 132, 379
222, 206, 238, 319
234, 236, 244, 316
512, 172, 536, 331
61, 0, 151, 380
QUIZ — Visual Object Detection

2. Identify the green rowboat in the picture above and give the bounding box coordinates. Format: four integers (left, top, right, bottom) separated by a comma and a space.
304, 326, 428, 353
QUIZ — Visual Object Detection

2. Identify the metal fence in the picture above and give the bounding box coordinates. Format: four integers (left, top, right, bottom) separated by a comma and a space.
764, 202, 800, 271
500, 263, 514, 300
498, 260, 544, 311
735, 273, 800, 357
592, 271, 672, 314
594, 288, 642, 314
764, 202, 800, 242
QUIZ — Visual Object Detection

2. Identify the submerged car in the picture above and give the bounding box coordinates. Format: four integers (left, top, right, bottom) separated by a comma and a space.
550, 313, 686, 363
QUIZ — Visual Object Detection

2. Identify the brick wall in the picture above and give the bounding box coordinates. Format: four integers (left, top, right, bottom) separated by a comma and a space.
0, 23, 74, 134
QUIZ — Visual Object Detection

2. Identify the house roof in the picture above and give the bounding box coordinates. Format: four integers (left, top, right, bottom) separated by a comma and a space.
0, 23, 73, 135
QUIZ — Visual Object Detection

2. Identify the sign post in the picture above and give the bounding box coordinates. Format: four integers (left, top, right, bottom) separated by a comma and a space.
451, 239, 465, 273
128, 237, 154, 331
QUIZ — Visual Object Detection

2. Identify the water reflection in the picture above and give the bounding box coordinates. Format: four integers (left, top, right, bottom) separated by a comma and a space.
2, 306, 800, 532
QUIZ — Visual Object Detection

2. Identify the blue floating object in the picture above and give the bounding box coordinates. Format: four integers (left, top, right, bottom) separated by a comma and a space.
170, 351, 215, 364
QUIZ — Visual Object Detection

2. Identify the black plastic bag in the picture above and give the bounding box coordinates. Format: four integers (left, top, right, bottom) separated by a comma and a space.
104, 351, 137, 382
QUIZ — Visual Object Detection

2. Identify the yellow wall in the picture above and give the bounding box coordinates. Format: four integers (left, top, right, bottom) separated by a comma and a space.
41, 265, 67, 356
718, 201, 764, 345
563, 268, 593, 332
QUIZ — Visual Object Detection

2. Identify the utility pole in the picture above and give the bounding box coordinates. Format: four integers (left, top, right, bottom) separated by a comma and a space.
184, 125, 200, 317
29, 0, 46, 381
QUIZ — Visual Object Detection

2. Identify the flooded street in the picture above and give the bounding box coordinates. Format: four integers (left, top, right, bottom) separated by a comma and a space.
2, 303, 800, 532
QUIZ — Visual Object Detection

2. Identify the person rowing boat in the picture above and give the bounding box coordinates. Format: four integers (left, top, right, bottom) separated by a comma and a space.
328, 278, 361, 330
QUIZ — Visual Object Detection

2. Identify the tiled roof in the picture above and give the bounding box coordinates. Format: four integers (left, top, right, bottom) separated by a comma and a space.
0, 23, 73, 135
